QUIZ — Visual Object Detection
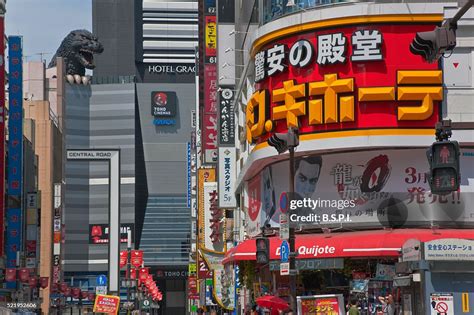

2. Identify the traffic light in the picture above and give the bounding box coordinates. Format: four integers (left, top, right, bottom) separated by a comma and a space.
256, 237, 270, 264
267, 128, 299, 154
410, 25, 456, 63
427, 141, 460, 194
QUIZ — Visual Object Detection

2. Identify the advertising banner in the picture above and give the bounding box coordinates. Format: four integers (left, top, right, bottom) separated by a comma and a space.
198, 168, 216, 249
203, 64, 218, 163
297, 294, 345, 315
93, 294, 120, 314
246, 174, 264, 237
247, 23, 441, 145
201, 251, 234, 310
205, 15, 217, 58
6, 36, 23, 276
203, 182, 225, 253
245, 149, 474, 235
89, 223, 134, 244
218, 147, 236, 208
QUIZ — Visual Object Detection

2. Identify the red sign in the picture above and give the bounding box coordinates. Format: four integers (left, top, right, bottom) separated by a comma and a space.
93, 294, 120, 314
248, 23, 441, 145
130, 250, 143, 268
188, 276, 198, 298
40, 277, 49, 289
300, 297, 341, 315
203, 64, 218, 162
197, 253, 212, 279
120, 251, 127, 268
5, 268, 16, 282
28, 276, 38, 288
18, 268, 30, 283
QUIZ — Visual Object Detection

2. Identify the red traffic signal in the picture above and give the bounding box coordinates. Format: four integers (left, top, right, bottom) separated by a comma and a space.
427, 141, 460, 194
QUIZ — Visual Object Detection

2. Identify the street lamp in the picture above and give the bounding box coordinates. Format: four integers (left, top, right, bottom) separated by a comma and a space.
267, 127, 299, 312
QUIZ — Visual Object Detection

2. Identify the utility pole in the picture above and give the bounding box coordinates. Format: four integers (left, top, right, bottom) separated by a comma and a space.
267, 127, 300, 312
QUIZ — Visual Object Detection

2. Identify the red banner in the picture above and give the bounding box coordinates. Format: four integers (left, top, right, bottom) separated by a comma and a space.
28, 276, 38, 288
248, 23, 441, 145
93, 294, 120, 314
131, 250, 143, 268
120, 251, 127, 268
139, 267, 149, 281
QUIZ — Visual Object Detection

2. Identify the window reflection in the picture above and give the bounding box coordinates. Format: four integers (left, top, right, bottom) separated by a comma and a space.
263, 0, 346, 24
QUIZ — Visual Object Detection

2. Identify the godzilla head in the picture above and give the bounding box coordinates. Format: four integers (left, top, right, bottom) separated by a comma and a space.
48, 29, 104, 75
66, 29, 103, 69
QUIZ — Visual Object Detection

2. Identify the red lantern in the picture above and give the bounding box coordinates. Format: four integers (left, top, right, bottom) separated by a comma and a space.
5, 268, 16, 282
120, 251, 127, 269
18, 268, 30, 283
72, 287, 81, 299
126, 268, 137, 280
138, 267, 149, 281
60, 282, 68, 293
28, 276, 38, 288
88, 292, 96, 301
145, 274, 153, 287
40, 277, 49, 289
131, 250, 143, 268
81, 291, 88, 300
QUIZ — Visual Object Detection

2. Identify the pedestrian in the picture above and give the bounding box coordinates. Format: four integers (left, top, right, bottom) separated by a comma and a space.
197, 307, 205, 314
347, 297, 360, 315
378, 294, 395, 315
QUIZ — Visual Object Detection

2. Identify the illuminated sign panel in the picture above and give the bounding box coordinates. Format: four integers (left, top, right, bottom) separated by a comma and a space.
247, 24, 442, 144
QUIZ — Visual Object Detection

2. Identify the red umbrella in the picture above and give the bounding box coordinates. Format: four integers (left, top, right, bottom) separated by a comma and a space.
255, 295, 289, 312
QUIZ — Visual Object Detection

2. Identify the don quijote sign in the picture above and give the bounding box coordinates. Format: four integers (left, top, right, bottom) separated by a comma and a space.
247, 21, 442, 145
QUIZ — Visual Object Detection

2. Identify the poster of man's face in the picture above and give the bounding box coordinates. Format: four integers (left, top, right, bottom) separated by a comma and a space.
295, 156, 322, 199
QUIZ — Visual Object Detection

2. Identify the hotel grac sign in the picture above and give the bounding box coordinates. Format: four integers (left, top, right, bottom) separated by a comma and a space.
246, 21, 442, 144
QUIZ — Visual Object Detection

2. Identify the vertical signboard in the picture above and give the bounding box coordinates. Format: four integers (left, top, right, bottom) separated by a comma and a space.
187, 142, 192, 207
198, 168, 216, 249
218, 147, 236, 208
53, 183, 62, 284
6, 37, 23, 284
202, 0, 218, 164
0, 17, 5, 258
218, 87, 235, 146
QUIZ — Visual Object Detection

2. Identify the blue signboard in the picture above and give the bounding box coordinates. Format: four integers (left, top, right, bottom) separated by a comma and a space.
280, 241, 289, 263
6, 36, 23, 288
97, 274, 107, 286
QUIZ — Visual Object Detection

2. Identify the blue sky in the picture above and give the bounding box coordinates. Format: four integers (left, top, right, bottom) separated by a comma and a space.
5, 0, 92, 64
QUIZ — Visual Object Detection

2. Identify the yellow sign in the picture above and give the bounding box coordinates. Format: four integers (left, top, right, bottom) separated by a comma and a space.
188, 263, 197, 274
462, 293, 470, 313
246, 70, 442, 144
198, 168, 216, 246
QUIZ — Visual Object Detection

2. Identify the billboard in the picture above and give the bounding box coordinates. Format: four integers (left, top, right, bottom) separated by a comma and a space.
247, 22, 441, 144
6, 36, 23, 275
245, 149, 474, 236
198, 168, 217, 251
89, 224, 135, 244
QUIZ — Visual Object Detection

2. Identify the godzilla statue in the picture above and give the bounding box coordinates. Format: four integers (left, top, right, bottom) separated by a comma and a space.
48, 29, 104, 80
